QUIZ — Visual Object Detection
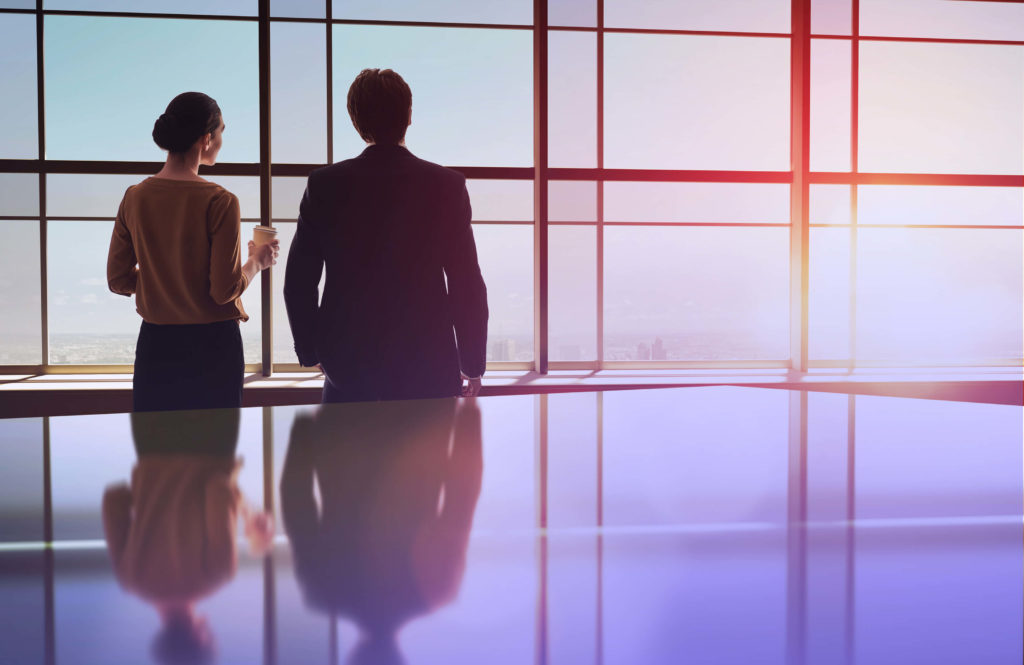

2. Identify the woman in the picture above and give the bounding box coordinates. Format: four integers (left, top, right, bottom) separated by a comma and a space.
107, 91, 278, 412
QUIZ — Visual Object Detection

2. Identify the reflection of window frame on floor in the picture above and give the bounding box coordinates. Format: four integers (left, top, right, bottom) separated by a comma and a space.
0, 0, 1021, 376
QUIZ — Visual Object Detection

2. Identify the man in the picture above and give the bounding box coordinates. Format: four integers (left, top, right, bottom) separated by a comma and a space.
284, 68, 488, 402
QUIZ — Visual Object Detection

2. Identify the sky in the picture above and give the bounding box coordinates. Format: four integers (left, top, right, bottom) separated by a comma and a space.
0, 1, 1022, 366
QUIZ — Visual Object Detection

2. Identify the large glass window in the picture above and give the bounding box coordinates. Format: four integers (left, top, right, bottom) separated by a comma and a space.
2, 2, 1021, 373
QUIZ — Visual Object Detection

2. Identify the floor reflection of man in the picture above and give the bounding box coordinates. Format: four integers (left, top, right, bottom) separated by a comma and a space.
281, 398, 483, 665
102, 409, 273, 665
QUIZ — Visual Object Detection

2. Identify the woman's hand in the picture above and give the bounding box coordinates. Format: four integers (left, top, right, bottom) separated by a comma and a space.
248, 239, 279, 271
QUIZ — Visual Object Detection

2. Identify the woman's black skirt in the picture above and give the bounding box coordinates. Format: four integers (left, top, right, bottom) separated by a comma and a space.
133, 319, 244, 412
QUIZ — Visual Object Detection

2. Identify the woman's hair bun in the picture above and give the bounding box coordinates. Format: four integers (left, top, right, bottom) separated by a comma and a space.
152, 92, 222, 154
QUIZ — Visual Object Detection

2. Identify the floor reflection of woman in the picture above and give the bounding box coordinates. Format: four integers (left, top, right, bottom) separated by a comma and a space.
280, 398, 483, 665
102, 409, 273, 665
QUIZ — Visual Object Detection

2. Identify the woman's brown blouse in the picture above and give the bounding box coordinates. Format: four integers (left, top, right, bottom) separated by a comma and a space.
107, 177, 249, 324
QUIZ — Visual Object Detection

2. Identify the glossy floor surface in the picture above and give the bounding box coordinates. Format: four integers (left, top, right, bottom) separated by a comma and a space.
0, 387, 1021, 665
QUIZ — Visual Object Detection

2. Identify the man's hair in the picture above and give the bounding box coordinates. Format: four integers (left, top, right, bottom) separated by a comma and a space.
347, 68, 412, 145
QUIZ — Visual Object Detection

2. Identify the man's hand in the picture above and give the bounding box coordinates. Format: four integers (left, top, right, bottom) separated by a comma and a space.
460, 372, 482, 398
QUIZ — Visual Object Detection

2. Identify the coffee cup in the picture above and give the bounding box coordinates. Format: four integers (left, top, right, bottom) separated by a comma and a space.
253, 226, 278, 247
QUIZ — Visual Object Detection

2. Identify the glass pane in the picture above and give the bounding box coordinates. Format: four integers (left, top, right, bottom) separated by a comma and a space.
549, 30, 596, 168
48, 221, 141, 364
47, 174, 139, 218
856, 229, 1023, 363
333, 26, 532, 168
549, 180, 596, 222
0, 1, 35, 7
45, 16, 259, 162
811, 39, 851, 172
467, 179, 533, 221
604, 182, 790, 223
604, 227, 789, 360
0, 14, 38, 159
859, 42, 1024, 175
272, 22, 327, 164
810, 184, 850, 225
332, 0, 531, 24
45, 0, 256, 15
473, 224, 533, 361
271, 176, 306, 220
605, 34, 790, 170
47, 175, 260, 219
809, 227, 851, 361
271, 0, 323, 18
549, 0, 596, 27
0, 221, 42, 365
550, 225, 596, 361
47, 221, 261, 365
859, 185, 1024, 227
271, 222, 323, 366
605, 0, 790, 33
860, 0, 1024, 41
812, 0, 852, 35
0, 174, 39, 217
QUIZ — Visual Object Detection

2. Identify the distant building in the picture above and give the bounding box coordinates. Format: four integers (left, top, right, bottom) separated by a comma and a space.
636, 342, 651, 360
652, 337, 667, 360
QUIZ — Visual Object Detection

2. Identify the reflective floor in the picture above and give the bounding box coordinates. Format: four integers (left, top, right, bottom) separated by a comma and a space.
0, 387, 1021, 665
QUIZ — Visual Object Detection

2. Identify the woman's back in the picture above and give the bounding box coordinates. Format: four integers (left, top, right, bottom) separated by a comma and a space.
110, 177, 249, 325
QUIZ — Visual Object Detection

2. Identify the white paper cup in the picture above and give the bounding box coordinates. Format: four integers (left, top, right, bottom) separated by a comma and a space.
253, 226, 278, 247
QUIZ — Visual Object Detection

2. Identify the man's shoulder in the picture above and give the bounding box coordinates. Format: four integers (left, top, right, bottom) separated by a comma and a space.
407, 154, 466, 185
313, 153, 464, 183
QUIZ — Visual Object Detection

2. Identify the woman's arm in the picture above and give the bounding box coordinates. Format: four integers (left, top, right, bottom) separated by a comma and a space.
209, 191, 277, 305
107, 199, 138, 296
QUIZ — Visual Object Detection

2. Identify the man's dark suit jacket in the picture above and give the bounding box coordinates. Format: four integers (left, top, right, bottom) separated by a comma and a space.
284, 144, 488, 402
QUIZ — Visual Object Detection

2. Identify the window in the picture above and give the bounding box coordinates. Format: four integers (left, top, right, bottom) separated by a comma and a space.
2, 2, 1021, 374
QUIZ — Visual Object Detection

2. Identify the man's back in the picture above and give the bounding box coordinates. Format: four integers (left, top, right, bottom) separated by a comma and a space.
283, 144, 488, 402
